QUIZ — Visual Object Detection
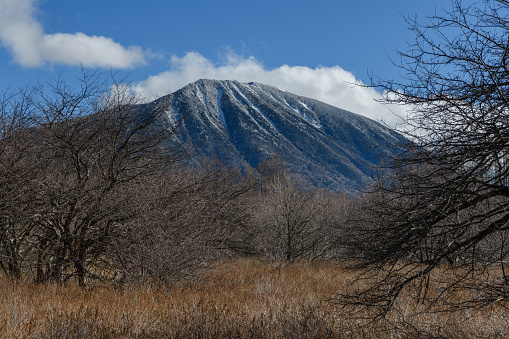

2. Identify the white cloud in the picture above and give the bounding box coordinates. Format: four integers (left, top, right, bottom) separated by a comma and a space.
134, 52, 407, 126
0, 0, 145, 68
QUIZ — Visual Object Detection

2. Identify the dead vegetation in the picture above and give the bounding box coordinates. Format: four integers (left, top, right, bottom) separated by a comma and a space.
0, 258, 507, 338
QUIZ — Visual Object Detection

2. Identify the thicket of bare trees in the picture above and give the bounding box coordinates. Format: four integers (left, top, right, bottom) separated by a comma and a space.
0, 72, 190, 285
338, 0, 509, 320
248, 155, 352, 262
0, 74, 353, 286
111, 159, 257, 286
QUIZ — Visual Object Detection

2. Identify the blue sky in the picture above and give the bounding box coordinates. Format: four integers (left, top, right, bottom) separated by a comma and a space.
0, 0, 446, 125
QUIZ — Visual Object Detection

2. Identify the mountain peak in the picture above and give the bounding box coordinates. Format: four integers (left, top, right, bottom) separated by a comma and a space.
159, 79, 403, 191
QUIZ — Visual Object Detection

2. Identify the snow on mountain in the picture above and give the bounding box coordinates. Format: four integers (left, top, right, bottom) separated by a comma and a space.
152, 79, 405, 191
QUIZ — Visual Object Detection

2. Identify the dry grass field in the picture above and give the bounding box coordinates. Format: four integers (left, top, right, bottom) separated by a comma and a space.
0, 258, 508, 338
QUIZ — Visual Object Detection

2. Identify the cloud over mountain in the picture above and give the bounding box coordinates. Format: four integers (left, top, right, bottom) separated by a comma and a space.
133, 52, 406, 126
0, 0, 145, 68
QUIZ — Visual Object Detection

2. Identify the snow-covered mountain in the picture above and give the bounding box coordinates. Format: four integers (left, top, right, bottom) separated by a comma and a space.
153, 79, 404, 191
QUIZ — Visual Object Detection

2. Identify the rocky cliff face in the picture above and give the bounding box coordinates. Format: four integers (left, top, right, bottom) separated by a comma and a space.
153, 79, 404, 191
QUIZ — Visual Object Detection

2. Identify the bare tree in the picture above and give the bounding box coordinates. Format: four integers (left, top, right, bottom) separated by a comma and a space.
0, 87, 42, 279
263, 173, 321, 261
339, 0, 509, 319
250, 157, 343, 262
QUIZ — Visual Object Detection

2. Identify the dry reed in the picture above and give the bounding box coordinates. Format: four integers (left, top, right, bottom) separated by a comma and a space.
0, 258, 508, 338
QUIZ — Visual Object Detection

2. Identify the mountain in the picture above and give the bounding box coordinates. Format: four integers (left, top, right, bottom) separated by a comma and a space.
153, 79, 404, 191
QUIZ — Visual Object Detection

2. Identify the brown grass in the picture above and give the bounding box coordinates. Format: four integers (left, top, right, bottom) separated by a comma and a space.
0, 258, 508, 338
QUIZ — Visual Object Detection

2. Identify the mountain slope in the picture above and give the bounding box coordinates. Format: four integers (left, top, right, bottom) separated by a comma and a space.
156, 79, 404, 191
